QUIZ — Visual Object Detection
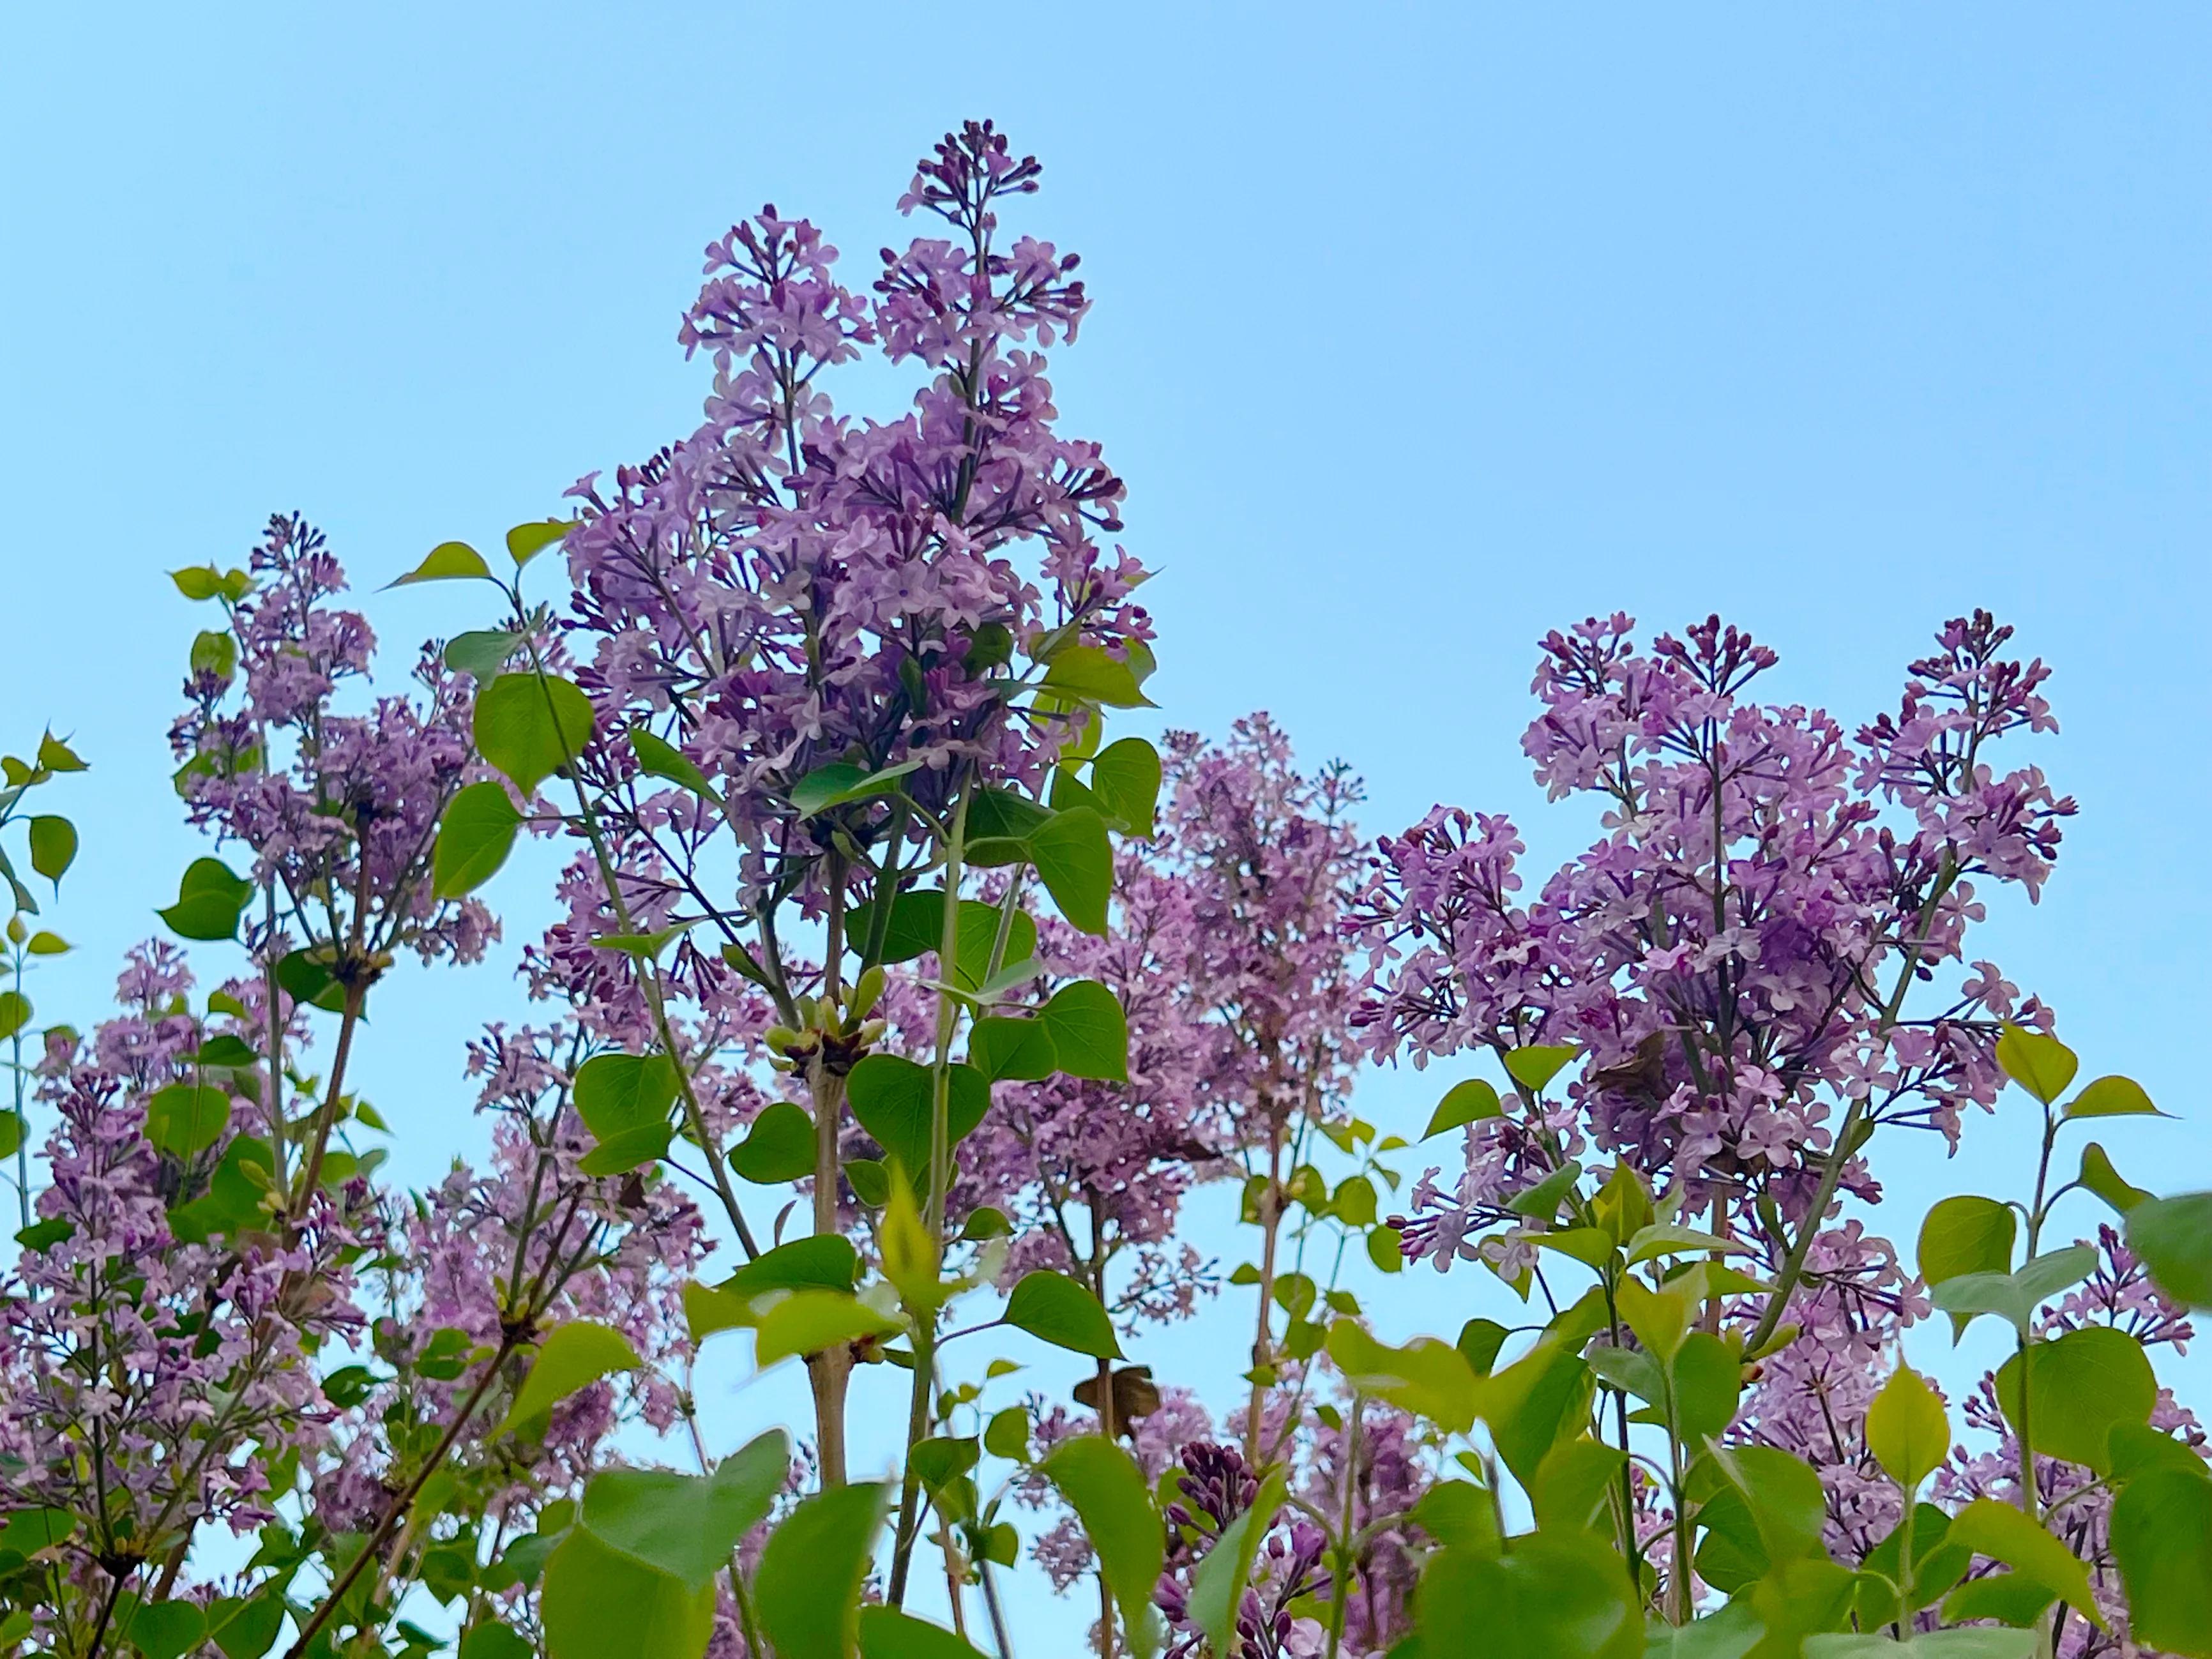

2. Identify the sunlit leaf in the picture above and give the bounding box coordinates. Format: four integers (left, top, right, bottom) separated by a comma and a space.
499, 1322, 641, 1435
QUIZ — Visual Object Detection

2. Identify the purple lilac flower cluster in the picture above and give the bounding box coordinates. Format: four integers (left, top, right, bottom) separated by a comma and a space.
1358, 614, 2068, 1266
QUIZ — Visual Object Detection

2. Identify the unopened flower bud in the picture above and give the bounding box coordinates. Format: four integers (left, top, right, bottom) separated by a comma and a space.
851, 965, 886, 1022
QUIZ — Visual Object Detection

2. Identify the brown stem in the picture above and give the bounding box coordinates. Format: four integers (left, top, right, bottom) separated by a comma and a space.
979, 1557, 1017, 1659
887, 787, 970, 1605
1245, 1121, 1284, 1470
282, 1337, 518, 1659
1093, 1227, 1120, 1659
81, 1568, 129, 1659
288, 985, 365, 1220
807, 1061, 853, 1490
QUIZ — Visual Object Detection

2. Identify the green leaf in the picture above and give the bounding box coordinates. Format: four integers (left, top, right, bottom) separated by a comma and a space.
0, 990, 29, 1042
273, 950, 347, 1016
35, 732, 88, 773
985, 1404, 1031, 1461
967, 1015, 1057, 1082
1478, 1337, 1598, 1488
1040, 979, 1128, 1082
1941, 1497, 2105, 1628
0, 1112, 19, 1160
1865, 1367, 1950, 1490
1039, 767, 1105, 827
190, 626, 238, 681
845, 1056, 989, 1178
393, 540, 493, 585
1043, 1437, 1165, 1658
853, 890, 1036, 983
1087, 738, 1162, 836
2112, 1466, 2212, 1655
27, 816, 75, 884
1916, 1195, 2015, 1287
1398, 1531, 1641, 1659
790, 759, 924, 817
728, 1101, 817, 1184
1457, 1317, 1510, 1375
473, 672, 595, 798
965, 786, 1056, 845
907, 1436, 980, 1495
16, 1216, 73, 1252
1188, 1468, 1287, 1653
444, 628, 522, 681
1593, 1161, 1655, 1246
1326, 1321, 1478, 1434
26, 930, 70, 955
754, 1289, 902, 1369
1641, 1602, 1764, 1659
698, 1242, 862, 1333
1424, 1079, 1503, 1139
1504, 1044, 1579, 1093
127, 1602, 209, 1659
1994, 1023, 2078, 1105
2079, 1142, 2149, 1216
1807, 1633, 2039, 1657
1624, 1223, 1752, 1265
857, 1606, 990, 1658
1003, 1269, 1122, 1359
1993, 1325, 2155, 1474
144, 1084, 232, 1158
459, 1626, 534, 1659
1333, 1174, 1379, 1227
1858, 1503, 1972, 1624
1029, 805, 1113, 936
1368, 1225, 1406, 1274
1040, 644, 1156, 709
880, 1176, 942, 1313
433, 781, 524, 898
193, 1034, 259, 1068
2109, 1421, 2212, 1485
629, 727, 718, 801
1700, 1444, 1829, 1584
507, 519, 573, 566
208, 1595, 284, 1659
681, 1281, 755, 1345
1587, 1342, 1665, 1405
2128, 1191, 2212, 1309
577, 1122, 673, 1176
1928, 1245, 2097, 1337
0, 1506, 75, 1559
500, 1322, 641, 1435
573, 1052, 679, 1142
1506, 1160, 1584, 1221
592, 920, 700, 959
1533, 1227, 1617, 1269
541, 1527, 715, 1659
844, 1158, 890, 1208
157, 856, 254, 941
1672, 1331, 1742, 1445
1532, 1436, 1629, 1533
757, 1483, 891, 1659
577, 1430, 789, 1590
2064, 1074, 2161, 1119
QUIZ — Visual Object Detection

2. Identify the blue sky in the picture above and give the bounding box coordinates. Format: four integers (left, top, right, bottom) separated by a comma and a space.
4, 1, 2209, 1640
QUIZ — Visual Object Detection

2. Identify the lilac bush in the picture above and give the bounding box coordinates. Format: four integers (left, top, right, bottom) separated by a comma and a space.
4, 122, 2212, 1659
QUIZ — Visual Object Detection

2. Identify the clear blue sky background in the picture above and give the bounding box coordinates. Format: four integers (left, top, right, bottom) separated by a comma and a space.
5, 1, 2209, 1641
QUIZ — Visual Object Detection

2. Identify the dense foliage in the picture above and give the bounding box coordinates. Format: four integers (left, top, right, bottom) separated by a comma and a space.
4, 122, 2211, 1659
